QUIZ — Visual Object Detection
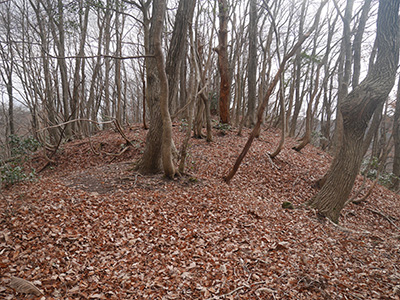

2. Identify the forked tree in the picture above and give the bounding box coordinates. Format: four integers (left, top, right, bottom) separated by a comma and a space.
135, 0, 194, 177
307, 0, 400, 223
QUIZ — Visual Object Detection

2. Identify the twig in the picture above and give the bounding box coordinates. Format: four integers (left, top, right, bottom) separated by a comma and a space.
266, 153, 280, 170
345, 175, 368, 205
205, 285, 247, 300
367, 208, 399, 230
327, 218, 371, 235
205, 281, 265, 300
113, 119, 134, 147
88, 135, 100, 156
37, 119, 114, 132
43, 50, 153, 60
351, 178, 378, 204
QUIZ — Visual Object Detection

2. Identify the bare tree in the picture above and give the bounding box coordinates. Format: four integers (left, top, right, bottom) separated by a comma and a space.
392, 76, 400, 191
0, 0, 14, 137
225, 0, 327, 183
307, 0, 400, 223
246, 0, 258, 127
215, 0, 231, 124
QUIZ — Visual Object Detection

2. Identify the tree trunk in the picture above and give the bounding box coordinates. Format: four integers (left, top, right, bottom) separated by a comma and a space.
289, 0, 307, 137
246, 0, 258, 127
115, 0, 123, 124
216, 0, 231, 124
71, 1, 90, 136
103, 0, 113, 129
30, 0, 60, 144
50, 0, 72, 138
153, 0, 175, 178
331, 0, 354, 154
308, 0, 400, 223
392, 76, 400, 191
136, 0, 178, 177
179, 26, 198, 173
165, 0, 196, 114
225, 0, 326, 183
352, 0, 372, 88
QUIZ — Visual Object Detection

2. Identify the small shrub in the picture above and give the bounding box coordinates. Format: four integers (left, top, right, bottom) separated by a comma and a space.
214, 122, 231, 136
361, 156, 398, 188
0, 135, 40, 188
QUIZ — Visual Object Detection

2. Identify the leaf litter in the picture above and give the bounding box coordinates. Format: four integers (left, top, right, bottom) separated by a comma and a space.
0, 125, 399, 299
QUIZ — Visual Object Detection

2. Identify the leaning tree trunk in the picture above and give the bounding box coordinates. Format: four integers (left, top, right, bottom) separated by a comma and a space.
225, 0, 327, 183
307, 0, 400, 223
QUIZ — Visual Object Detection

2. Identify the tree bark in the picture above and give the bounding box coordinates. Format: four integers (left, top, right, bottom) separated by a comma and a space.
289, 0, 307, 137
153, 0, 175, 178
308, 0, 400, 223
136, 0, 178, 177
246, 0, 258, 127
165, 0, 196, 114
392, 75, 400, 191
216, 0, 231, 124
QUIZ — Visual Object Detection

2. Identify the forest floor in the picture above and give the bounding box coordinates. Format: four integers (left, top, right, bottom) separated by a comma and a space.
1, 123, 400, 300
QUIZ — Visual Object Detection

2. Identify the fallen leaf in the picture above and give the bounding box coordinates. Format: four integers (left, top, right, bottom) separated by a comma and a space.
9, 276, 43, 296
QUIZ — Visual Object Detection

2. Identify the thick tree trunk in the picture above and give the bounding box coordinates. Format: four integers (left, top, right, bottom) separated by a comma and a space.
308, 0, 400, 222
136, 0, 178, 177
153, 0, 175, 178
216, 0, 231, 124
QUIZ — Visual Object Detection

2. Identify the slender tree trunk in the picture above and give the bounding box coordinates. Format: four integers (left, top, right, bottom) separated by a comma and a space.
308, 0, 400, 223
392, 76, 400, 190
30, 0, 60, 144
115, 0, 123, 124
103, 0, 113, 129
71, 2, 90, 136
179, 27, 198, 173
165, 0, 196, 114
225, 1, 326, 183
52, 0, 72, 138
352, 0, 372, 88
270, 75, 286, 158
289, 0, 307, 137
246, 0, 258, 127
331, 0, 354, 153
87, 6, 105, 133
